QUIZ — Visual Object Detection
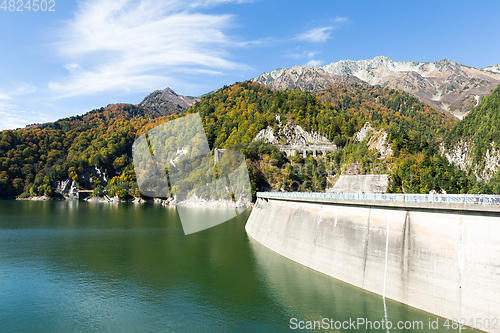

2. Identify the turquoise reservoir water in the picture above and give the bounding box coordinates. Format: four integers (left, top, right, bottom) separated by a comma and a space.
0, 201, 473, 332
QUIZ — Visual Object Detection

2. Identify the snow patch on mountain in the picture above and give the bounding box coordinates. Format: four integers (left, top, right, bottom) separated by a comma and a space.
482, 64, 500, 74
432, 90, 442, 101
320, 57, 472, 82
270, 68, 288, 79
474, 95, 480, 106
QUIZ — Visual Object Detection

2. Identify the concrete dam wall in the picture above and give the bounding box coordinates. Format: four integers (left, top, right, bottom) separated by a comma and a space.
245, 194, 500, 332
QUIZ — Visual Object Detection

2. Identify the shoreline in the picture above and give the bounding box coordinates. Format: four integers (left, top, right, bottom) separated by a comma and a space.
11, 195, 254, 208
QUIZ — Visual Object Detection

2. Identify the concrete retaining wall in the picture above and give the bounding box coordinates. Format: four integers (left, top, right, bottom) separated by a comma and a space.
246, 197, 500, 332
328, 174, 389, 193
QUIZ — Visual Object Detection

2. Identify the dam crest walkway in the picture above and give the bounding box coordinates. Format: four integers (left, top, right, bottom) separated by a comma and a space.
258, 192, 500, 213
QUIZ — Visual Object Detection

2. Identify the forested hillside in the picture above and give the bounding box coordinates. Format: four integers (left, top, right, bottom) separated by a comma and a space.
445, 86, 500, 148
315, 83, 454, 140
0, 104, 177, 198
0, 81, 498, 199
188, 81, 479, 195
189, 81, 454, 148
441, 86, 500, 192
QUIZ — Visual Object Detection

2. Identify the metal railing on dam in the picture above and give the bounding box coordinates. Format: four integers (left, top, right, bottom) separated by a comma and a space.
257, 192, 500, 213
259, 192, 500, 205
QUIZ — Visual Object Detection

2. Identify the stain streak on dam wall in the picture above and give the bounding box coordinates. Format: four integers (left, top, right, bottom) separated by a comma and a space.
245, 194, 500, 333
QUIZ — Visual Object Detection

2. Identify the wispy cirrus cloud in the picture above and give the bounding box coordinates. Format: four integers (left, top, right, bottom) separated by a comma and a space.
189, 0, 255, 7
306, 59, 323, 66
0, 82, 46, 130
295, 17, 348, 43
296, 27, 334, 43
0, 109, 27, 131
0, 93, 12, 100
283, 50, 323, 67
0, 82, 36, 101
284, 50, 317, 59
331, 16, 348, 24
49, 0, 251, 97
0, 107, 53, 131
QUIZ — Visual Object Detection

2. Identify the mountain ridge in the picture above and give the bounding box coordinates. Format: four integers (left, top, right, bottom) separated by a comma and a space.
22, 87, 197, 130
253, 56, 500, 118
138, 87, 199, 117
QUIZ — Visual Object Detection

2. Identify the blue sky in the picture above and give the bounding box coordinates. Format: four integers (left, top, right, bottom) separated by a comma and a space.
0, 0, 499, 131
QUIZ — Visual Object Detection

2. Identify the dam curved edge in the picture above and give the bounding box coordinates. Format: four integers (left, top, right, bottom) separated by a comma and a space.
245, 196, 500, 333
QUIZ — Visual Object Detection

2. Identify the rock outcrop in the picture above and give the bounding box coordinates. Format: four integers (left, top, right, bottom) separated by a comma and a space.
441, 141, 500, 181
254, 115, 337, 157
51, 179, 79, 198
138, 87, 199, 117
355, 122, 392, 159
254, 116, 331, 145
78, 167, 108, 188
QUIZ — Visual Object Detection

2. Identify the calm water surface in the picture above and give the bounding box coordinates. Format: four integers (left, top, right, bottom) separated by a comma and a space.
0, 201, 470, 332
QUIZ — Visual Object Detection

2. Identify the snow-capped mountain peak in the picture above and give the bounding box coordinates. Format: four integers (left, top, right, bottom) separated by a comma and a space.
253, 56, 500, 117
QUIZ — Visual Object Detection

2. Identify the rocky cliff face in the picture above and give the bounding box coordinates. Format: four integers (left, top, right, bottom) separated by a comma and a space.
355, 122, 392, 159
51, 167, 108, 196
440, 141, 500, 181
51, 179, 78, 198
138, 87, 199, 117
253, 56, 500, 117
483, 146, 500, 180
440, 85, 500, 182
440, 140, 473, 173
78, 166, 108, 188
254, 115, 332, 146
